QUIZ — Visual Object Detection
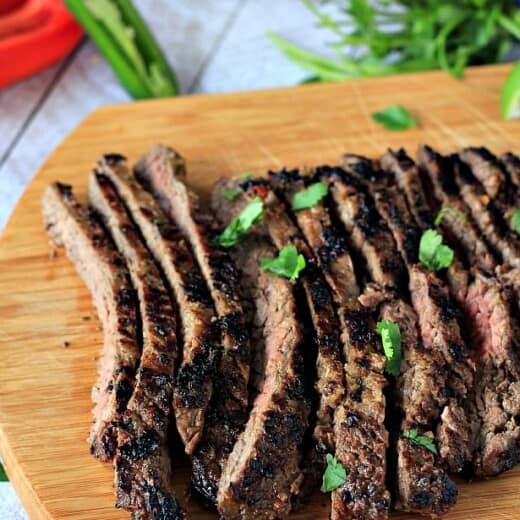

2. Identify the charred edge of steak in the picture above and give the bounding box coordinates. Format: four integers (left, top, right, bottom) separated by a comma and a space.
42, 182, 139, 462
463, 273, 520, 477
318, 163, 408, 291
269, 167, 360, 303
95, 155, 218, 455
381, 148, 435, 230
501, 152, 520, 189
418, 145, 497, 274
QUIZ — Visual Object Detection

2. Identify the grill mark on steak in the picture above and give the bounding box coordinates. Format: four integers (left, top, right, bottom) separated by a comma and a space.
317, 164, 407, 291
240, 180, 345, 481
88, 173, 184, 518
269, 167, 360, 303
41, 182, 139, 462
501, 152, 520, 190
418, 145, 497, 274
134, 145, 250, 504
332, 302, 390, 520
212, 181, 309, 519
379, 297, 457, 516
95, 155, 217, 456
452, 155, 520, 270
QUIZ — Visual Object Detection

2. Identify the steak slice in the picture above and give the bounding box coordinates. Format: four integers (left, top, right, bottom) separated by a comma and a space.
239, 179, 345, 464
88, 173, 183, 518
95, 154, 217, 455
418, 145, 496, 274
318, 165, 407, 291
459, 147, 518, 231
42, 182, 139, 463
501, 152, 520, 190
269, 167, 359, 303
135, 145, 250, 504
452, 155, 520, 270
212, 183, 309, 519
379, 297, 457, 516
463, 272, 520, 477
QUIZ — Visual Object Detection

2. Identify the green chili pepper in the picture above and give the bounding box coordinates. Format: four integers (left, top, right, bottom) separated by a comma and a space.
64, 0, 178, 99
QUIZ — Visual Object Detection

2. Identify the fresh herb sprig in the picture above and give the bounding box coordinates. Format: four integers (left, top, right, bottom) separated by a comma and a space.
512, 207, 520, 234
372, 105, 417, 131
434, 207, 467, 227
0, 462, 7, 482
222, 188, 242, 201
292, 182, 328, 210
321, 453, 347, 492
376, 320, 402, 376
217, 198, 263, 248
270, 0, 520, 83
260, 245, 306, 281
403, 429, 438, 455
419, 229, 454, 271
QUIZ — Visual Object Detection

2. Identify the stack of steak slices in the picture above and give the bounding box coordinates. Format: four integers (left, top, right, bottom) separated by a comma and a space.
42, 143, 520, 519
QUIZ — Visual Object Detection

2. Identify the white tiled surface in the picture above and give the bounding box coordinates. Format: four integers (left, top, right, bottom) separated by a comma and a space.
0, 1, 334, 517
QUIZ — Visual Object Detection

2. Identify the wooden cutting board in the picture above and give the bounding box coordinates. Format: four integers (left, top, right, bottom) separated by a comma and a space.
0, 63, 519, 520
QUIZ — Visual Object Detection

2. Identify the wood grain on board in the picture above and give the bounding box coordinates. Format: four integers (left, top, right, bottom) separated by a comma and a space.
0, 64, 519, 519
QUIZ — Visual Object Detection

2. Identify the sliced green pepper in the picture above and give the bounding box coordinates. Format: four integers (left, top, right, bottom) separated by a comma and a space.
64, 0, 178, 99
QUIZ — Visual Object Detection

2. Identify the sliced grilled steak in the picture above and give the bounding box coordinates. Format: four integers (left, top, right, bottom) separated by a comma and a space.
212, 182, 309, 519
501, 152, 520, 190
452, 155, 520, 269
379, 297, 457, 516
88, 173, 183, 518
460, 147, 518, 233
135, 145, 250, 504
41, 182, 139, 462
463, 272, 520, 477
239, 179, 345, 463
317, 165, 407, 291
95, 154, 217, 455
418, 145, 496, 274
332, 303, 390, 520
269, 167, 359, 303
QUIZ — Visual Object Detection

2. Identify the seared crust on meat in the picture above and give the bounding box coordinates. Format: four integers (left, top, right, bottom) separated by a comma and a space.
501, 152, 520, 190
88, 173, 184, 518
95, 155, 217, 455
42, 182, 140, 463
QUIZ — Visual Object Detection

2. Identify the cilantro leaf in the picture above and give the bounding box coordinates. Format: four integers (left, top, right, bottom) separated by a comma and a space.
403, 429, 438, 455
434, 207, 467, 227
292, 182, 328, 211
222, 188, 242, 201
321, 453, 347, 493
0, 462, 7, 482
419, 229, 454, 271
372, 105, 418, 131
512, 208, 520, 235
217, 198, 263, 248
260, 245, 306, 281
376, 320, 402, 376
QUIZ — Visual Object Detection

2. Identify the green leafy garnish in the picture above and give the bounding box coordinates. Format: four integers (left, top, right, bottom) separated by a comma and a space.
292, 182, 328, 211
434, 207, 467, 227
403, 429, 438, 455
222, 188, 242, 201
372, 105, 418, 131
501, 62, 520, 119
419, 229, 454, 271
512, 208, 520, 234
260, 245, 306, 281
321, 454, 347, 493
217, 198, 263, 248
376, 320, 402, 376
241, 172, 253, 181
0, 462, 8, 482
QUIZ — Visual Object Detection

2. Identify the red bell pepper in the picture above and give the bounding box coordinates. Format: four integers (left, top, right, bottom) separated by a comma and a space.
0, 0, 83, 89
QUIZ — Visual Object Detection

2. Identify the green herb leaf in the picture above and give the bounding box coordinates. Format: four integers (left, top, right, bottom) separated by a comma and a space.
403, 429, 438, 455
260, 245, 306, 281
292, 182, 329, 211
217, 198, 263, 248
372, 105, 418, 131
0, 462, 8, 482
434, 207, 467, 227
419, 229, 454, 271
321, 453, 347, 493
241, 172, 253, 181
222, 188, 242, 201
512, 208, 520, 234
376, 320, 402, 376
